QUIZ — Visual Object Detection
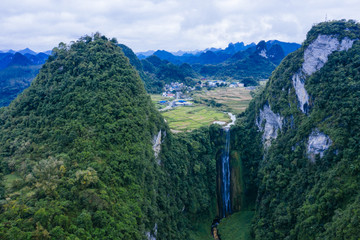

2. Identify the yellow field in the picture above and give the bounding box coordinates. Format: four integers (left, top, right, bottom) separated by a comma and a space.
161, 105, 230, 131
192, 87, 253, 114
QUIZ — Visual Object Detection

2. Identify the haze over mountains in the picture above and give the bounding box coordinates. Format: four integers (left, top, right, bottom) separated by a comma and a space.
0, 50, 51, 107
0, 39, 300, 107
132, 39, 300, 93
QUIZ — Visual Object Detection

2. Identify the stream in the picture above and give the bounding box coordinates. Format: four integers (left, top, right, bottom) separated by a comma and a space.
225, 112, 236, 128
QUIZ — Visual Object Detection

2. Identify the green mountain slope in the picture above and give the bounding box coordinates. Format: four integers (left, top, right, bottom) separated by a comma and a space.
141, 55, 198, 93
232, 20, 360, 239
0, 34, 167, 239
117, 46, 199, 94
0, 34, 222, 240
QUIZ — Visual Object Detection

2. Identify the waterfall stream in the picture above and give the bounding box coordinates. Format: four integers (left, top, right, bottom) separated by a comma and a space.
220, 112, 235, 218
212, 113, 236, 239
221, 128, 231, 218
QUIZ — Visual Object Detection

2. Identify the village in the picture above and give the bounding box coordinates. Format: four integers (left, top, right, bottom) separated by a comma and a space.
159, 80, 245, 108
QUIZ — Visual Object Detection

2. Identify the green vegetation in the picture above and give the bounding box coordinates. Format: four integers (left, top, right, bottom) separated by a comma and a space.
162, 105, 230, 131
150, 94, 169, 102
0, 33, 165, 240
217, 211, 254, 240
141, 55, 199, 93
3, 174, 21, 189
150, 94, 174, 110
188, 218, 213, 240
156, 125, 224, 239
232, 20, 360, 239
199, 54, 275, 83
193, 87, 253, 115
0, 34, 222, 239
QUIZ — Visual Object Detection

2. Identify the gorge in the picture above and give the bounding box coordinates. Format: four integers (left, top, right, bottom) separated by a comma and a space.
0, 20, 360, 240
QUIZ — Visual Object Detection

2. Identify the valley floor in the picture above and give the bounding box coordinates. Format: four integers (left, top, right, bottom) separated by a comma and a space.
189, 211, 255, 240
217, 211, 255, 240
150, 85, 261, 132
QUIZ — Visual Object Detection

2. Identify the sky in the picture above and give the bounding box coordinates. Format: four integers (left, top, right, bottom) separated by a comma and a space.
0, 0, 359, 53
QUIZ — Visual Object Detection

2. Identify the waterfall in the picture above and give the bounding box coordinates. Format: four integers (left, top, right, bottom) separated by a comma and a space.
221, 128, 231, 218
212, 125, 233, 239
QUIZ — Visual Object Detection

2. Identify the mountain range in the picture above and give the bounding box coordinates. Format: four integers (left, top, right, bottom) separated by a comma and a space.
138, 40, 299, 66
0, 40, 300, 106
137, 40, 300, 90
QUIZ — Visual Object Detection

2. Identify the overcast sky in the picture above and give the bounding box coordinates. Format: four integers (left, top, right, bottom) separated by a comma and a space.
0, 0, 359, 53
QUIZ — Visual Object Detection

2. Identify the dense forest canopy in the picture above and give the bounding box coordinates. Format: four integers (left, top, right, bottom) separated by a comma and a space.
0, 33, 223, 239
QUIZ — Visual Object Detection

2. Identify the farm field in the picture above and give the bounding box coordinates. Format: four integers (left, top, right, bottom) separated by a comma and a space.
150, 94, 174, 110
150, 85, 264, 131
161, 105, 230, 131
192, 87, 253, 115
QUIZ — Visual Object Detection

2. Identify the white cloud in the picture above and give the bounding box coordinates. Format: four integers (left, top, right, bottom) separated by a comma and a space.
0, 0, 358, 52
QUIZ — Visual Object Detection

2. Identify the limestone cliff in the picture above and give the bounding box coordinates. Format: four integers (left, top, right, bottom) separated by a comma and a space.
256, 104, 283, 148
234, 20, 360, 239
307, 129, 332, 162
292, 34, 355, 113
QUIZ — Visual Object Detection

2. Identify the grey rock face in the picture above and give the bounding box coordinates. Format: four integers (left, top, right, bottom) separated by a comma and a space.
292, 35, 355, 113
145, 223, 158, 240
292, 71, 310, 113
307, 129, 333, 162
152, 130, 162, 161
259, 49, 268, 58
256, 104, 283, 147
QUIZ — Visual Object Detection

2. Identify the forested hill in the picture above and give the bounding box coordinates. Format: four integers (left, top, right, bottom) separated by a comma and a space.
0, 34, 223, 239
119, 44, 198, 93
0, 34, 167, 238
232, 20, 360, 239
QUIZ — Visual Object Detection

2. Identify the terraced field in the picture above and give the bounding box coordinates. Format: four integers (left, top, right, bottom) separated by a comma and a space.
193, 87, 253, 114
161, 105, 230, 131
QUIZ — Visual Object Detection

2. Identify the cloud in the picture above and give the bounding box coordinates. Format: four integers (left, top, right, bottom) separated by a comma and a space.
0, 0, 358, 52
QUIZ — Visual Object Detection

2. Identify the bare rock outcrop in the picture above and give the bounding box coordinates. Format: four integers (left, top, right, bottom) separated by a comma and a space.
256, 104, 283, 147
152, 130, 164, 162
292, 35, 355, 113
146, 223, 158, 240
307, 129, 332, 162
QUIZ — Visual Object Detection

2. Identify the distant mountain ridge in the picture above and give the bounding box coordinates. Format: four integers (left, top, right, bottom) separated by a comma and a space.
17, 48, 37, 55
0, 40, 300, 106
136, 40, 300, 65
133, 40, 300, 90
0, 51, 50, 106
0, 48, 51, 55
